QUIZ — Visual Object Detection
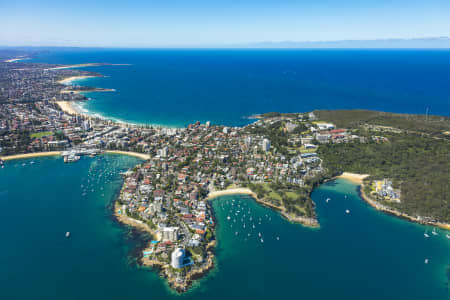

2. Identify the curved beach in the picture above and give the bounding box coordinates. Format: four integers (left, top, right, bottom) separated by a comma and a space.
58, 75, 97, 84
1, 152, 61, 161
104, 150, 150, 160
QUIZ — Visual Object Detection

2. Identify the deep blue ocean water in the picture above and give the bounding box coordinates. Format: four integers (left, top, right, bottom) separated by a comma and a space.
0, 157, 449, 299
31, 49, 450, 126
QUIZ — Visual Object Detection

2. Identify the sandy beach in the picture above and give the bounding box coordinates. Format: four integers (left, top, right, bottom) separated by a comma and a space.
55, 101, 79, 115
4, 57, 29, 63
336, 172, 369, 184
58, 75, 97, 84
206, 187, 257, 200
105, 150, 150, 160
1, 151, 61, 161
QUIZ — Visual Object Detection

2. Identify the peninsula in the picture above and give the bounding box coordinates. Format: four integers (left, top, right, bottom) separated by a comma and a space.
1, 53, 449, 293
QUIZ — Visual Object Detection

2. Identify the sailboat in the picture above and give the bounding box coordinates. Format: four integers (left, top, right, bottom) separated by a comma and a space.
424, 231, 430, 238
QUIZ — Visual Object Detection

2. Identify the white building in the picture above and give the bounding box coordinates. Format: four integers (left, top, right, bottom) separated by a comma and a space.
262, 138, 271, 152
171, 248, 185, 269
158, 146, 168, 157
162, 226, 179, 242
244, 136, 252, 147
316, 123, 335, 130
82, 120, 91, 131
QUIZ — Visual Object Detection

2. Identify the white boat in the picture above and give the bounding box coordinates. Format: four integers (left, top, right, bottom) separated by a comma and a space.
276, 236, 280, 240
326, 198, 330, 203
345, 209, 350, 214
424, 259, 429, 264
431, 229, 438, 236
65, 232, 70, 238
30, 161, 35, 164
260, 238, 264, 243
227, 216, 230, 220
424, 232, 430, 238
446, 234, 450, 239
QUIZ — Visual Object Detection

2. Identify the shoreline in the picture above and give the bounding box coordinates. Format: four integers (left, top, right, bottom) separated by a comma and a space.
207, 187, 319, 228
335, 173, 450, 231
55, 101, 79, 115
0, 152, 61, 161
104, 150, 150, 160
4, 57, 30, 63
359, 183, 450, 231
54, 99, 183, 129
336, 172, 369, 184
48, 63, 132, 71
58, 75, 99, 84
0, 151, 149, 162
113, 200, 216, 293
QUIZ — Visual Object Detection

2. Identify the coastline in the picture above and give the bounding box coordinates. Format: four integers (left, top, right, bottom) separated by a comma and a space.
0, 150, 149, 162
0, 151, 61, 161
113, 200, 216, 293
55, 101, 79, 115
336, 172, 369, 184
104, 150, 150, 160
48, 63, 132, 71
58, 75, 98, 84
359, 183, 450, 231
335, 173, 450, 231
4, 57, 30, 63
54, 99, 182, 129
53, 71, 184, 129
207, 187, 319, 228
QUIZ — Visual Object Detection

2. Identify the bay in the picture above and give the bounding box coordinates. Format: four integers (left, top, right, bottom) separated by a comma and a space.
0, 156, 448, 299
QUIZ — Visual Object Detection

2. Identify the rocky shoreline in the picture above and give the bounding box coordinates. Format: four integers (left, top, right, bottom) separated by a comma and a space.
207, 188, 319, 228
359, 183, 450, 231
113, 200, 217, 293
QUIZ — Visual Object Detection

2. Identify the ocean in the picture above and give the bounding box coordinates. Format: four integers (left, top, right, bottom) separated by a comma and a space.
0, 156, 449, 299
30, 49, 450, 126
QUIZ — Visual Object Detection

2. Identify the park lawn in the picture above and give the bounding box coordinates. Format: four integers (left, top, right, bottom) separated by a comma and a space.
30, 131, 54, 138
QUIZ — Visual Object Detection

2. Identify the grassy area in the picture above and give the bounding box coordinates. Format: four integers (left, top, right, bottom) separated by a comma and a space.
246, 182, 312, 217
30, 131, 53, 138
314, 109, 450, 138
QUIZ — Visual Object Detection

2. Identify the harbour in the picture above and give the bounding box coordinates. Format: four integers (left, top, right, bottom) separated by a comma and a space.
0, 156, 448, 299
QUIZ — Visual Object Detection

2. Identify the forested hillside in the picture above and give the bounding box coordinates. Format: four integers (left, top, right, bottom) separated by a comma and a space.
316, 110, 450, 223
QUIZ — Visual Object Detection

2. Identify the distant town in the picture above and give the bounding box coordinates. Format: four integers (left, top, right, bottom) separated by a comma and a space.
1, 52, 448, 293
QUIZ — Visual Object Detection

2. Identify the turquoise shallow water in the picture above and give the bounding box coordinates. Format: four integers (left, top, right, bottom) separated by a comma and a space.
31, 49, 450, 126
1, 156, 448, 299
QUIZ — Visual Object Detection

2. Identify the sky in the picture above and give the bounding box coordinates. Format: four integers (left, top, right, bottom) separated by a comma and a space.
1, 0, 450, 47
